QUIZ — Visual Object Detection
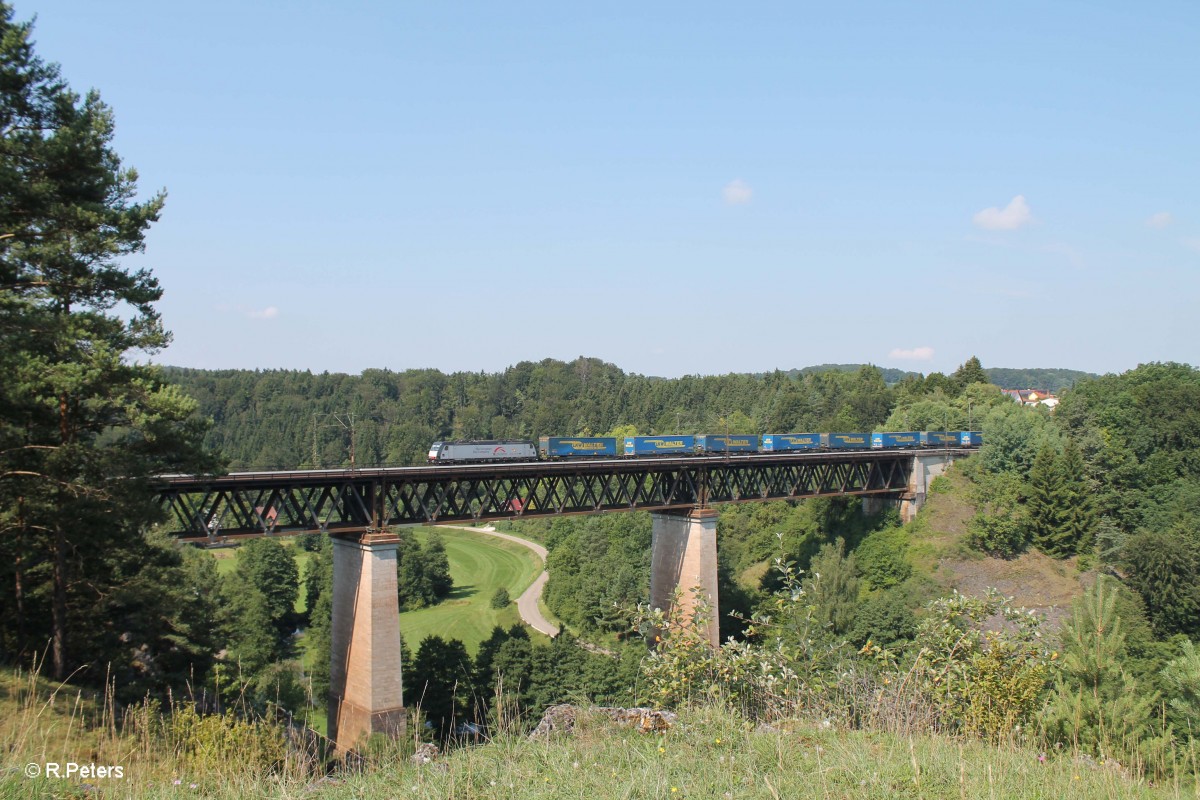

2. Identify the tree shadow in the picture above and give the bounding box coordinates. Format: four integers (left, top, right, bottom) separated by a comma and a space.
448, 584, 476, 600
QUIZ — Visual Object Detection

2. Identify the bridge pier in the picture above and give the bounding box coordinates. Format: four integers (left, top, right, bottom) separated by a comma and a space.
898, 452, 958, 523
650, 508, 720, 648
328, 530, 405, 753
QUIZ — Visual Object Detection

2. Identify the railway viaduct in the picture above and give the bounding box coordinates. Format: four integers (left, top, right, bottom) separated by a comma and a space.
155, 447, 967, 751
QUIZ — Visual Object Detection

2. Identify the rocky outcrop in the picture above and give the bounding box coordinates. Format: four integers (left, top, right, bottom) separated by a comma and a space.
529, 704, 678, 739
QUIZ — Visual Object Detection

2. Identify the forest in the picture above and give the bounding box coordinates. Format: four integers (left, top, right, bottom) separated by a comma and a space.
162, 356, 1008, 470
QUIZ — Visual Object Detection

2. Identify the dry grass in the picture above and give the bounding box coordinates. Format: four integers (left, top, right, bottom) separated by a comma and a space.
4, 664, 1194, 799
907, 468, 1088, 630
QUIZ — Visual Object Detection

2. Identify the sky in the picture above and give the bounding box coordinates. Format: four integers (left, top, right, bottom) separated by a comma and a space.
18, 0, 1200, 378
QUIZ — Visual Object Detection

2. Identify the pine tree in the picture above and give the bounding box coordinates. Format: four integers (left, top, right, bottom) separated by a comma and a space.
235, 537, 299, 637
396, 529, 433, 608
803, 538, 859, 636
1123, 530, 1200, 637
1057, 439, 1097, 555
951, 356, 990, 393
409, 635, 473, 738
1028, 443, 1069, 557
1043, 577, 1167, 766
424, 532, 453, 600
0, 2, 214, 680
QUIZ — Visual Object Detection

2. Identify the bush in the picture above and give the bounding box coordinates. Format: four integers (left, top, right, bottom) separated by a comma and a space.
490, 587, 511, 609
167, 705, 288, 774
855, 527, 911, 589
966, 511, 1029, 558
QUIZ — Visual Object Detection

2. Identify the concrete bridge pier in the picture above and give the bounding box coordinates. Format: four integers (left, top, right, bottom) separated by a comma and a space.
650, 508, 720, 648
328, 530, 405, 752
898, 452, 958, 523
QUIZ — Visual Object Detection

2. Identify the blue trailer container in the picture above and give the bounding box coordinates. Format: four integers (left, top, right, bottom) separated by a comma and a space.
871, 431, 922, 449
822, 432, 871, 449
761, 433, 822, 452
960, 431, 983, 447
920, 431, 960, 447
696, 434, 758, 453
623, 435, 696, 456
538, 436, 618, 458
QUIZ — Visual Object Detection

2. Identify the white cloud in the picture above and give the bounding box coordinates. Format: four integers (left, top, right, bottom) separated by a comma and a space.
889, 346, 935, 361
972, 195, 1032, 231
1182, 238, 1200, 254
722, 179, 752, 205
247, 306, 280, 320
1146, 211, 1173, 229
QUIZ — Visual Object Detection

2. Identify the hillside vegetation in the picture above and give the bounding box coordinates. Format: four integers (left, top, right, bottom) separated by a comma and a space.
2, 666, 1190, 800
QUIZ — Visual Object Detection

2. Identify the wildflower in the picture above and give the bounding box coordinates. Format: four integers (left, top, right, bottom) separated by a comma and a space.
1037, 754, 1045, 763
1074, 775, 1080, 780
659, 746, 665, 753
715, 738, 721, 744
173, 779, 182, 786
671, 788, 679, 793
190, 784, 198, 790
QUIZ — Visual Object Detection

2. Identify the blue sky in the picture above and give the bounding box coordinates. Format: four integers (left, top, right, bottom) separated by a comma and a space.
21, 1, 1200, 377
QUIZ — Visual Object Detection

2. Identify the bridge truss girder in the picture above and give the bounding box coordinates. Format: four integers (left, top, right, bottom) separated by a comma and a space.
157, 452, 916, 541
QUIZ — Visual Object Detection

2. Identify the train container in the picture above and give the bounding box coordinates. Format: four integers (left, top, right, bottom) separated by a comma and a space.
623, 435, 696, 456
761, 433, 822, 452
428, 440, 538, 463
821, 432, 871, 449
919, 431, 960, 447
960, 431, 983, 447
871, 431, 922, 449
538, 436, 618, 458
696, 434, 759, 453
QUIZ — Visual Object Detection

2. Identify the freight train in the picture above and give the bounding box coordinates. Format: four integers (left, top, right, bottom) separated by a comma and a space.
426, 431, 981, 464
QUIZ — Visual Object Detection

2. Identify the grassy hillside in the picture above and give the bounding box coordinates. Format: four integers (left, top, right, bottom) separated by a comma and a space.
1, 674, 1187, 799
399, 526, 544, 653
908, 468, 1089, 627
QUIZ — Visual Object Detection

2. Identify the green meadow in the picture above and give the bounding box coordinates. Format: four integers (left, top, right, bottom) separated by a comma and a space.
205, 527, 545, 653
399, 526, 544, 653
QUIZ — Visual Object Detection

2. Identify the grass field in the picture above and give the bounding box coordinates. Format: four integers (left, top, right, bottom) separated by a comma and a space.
205, 528, 545, 655
399, 526, 544, 654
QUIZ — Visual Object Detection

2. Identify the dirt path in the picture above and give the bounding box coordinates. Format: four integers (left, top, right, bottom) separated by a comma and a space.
439, 525, 560, 637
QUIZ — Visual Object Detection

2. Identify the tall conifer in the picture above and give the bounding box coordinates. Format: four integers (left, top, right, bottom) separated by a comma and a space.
0, 2, 214, 680
1028, 443, 1069, 556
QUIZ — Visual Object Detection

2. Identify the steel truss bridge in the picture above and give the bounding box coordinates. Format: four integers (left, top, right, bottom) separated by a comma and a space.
154, 449, 971, 542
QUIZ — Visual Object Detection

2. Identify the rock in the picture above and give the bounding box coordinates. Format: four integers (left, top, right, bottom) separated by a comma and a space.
529, 704, 678, 739
411, 742, 441, 765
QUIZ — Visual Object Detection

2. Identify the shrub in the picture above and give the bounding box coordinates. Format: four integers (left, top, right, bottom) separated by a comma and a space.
906, 590, 1054, 742
167, 705, 288, 774
855, 527, 912, 589
490, 587, 511, 609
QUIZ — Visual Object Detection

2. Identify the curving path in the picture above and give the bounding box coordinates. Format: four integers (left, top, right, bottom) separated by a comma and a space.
441, 525, 560, 637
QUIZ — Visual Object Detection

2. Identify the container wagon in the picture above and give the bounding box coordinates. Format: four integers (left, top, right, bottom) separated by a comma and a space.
538, 436, 618, 459
960, 431, 983, 447
761, 433, 822, 452
871, 431, 922, 449
623, 435, 696, 456
919, 431, 960, 447
821, 432, 872, 449
696, 434, 759, 453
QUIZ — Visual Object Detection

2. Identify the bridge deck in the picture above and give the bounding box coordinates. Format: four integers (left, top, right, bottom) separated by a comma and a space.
156, 448, 972, 541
